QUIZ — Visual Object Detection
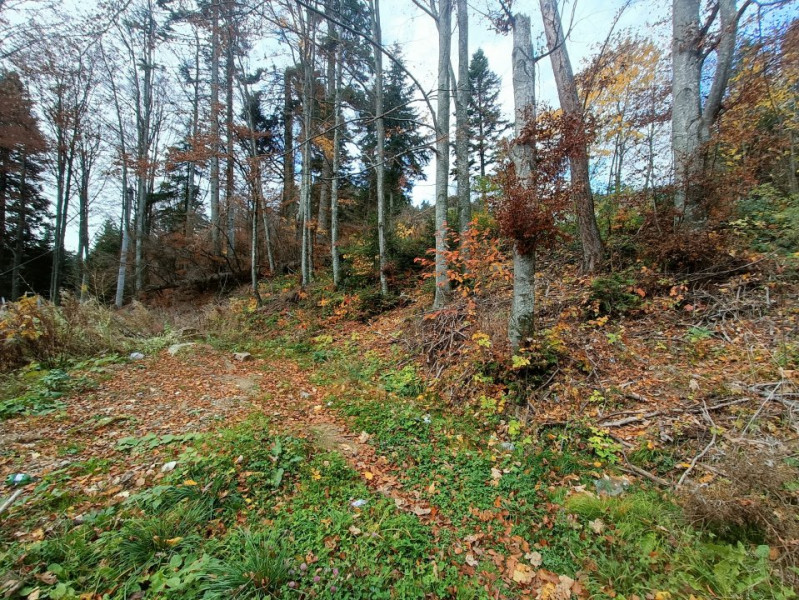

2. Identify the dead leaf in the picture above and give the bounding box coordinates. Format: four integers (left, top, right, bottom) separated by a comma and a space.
588, 518, 605, 534
465, 553, 479, 567
524, 551, 543, 567
512, 563, 535, 584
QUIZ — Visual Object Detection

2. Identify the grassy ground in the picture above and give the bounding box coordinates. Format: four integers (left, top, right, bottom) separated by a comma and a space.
1, 268, 797, 599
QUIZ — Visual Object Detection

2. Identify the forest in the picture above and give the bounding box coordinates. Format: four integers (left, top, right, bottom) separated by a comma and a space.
1, 0, 799, 598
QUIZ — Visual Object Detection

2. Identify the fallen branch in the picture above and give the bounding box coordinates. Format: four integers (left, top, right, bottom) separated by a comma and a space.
0, 489, 24, 516
677, 401, 717, 488
598, 397, 750, 428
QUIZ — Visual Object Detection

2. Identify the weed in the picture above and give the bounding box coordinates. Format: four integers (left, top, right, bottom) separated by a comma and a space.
381, 364, 424, 397
203, 531, 292, 599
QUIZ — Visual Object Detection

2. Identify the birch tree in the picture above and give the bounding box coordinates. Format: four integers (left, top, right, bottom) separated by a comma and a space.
508, 13, 535, 352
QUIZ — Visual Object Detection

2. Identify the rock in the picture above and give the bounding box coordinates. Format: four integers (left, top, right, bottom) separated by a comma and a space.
168, 343, 196, 356
500, 442, 516, 451
594, 475, 631, 497
177, 327, 202, 340
129, 352, 145, 360
161, 461, 177, 473
233, 352, 252, 362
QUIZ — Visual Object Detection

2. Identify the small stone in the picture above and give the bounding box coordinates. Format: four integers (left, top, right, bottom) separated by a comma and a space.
129, 352, 145, 360
233, 352, 252, 361
161, 461, 177, 473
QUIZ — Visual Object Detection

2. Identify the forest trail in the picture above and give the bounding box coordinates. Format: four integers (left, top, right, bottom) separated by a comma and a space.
0, 343, 449, 532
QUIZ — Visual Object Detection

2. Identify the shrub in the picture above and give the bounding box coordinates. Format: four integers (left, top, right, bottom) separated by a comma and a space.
588, 273, 642, 316
0, 294, 166, 371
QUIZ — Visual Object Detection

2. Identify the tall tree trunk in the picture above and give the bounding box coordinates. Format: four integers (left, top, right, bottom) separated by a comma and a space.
508, 14, 536, 353
671, 0, 702, 225
250, 187, 262, 304
371, 0, 388, 296
331, 28, 342, 289
282, 67, 295, 220
300, 10, 315, 287
210, 0, 221, 255
433, 0, 452, 309
789, 132, 799, 195
115, 180, 132, 308
455, 0, 470, 247
539, 0, 603, 273
186, 30, 202, 237
240, 72, 276, 274
0, 150, 7, 255
225, 4, 236, 260
11, 154, 26, 301
77, 149, 90, 302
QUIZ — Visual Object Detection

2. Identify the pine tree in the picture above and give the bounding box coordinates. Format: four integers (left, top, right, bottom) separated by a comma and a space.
468, 49, 509, 180
383, 50, 430, 211
0, 71, 49, 300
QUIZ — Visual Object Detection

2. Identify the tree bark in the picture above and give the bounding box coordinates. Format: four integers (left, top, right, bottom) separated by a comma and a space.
508, 13, 536, 353
371, 0, 388, 296
283, 67, 296, 220
455, 0, 470, 246
210, 0, 221, 255
433, 0, 452, 309
539, 0, 603, 273
10, 153, 26, 301
672, 0, 740, 227
331, 23, 342, 289
300, 8, 316, 287
225, 3, 236, 260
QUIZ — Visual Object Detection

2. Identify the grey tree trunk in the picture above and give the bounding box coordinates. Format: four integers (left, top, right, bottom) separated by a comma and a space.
108, 53, 131, 309
671, 0, 702, 224
433, 0, 452, 309
186, 29, 201, 236
508, 13, 536, 353
134, 23, 154, 295
672, 0, 740, 227
539, 0, 603, 273
225, 8, 236, 260
300, 9, 316, 287
371, 0, 388, 296
115, 182, 132, 308
331, 31, 342, 289
210, 0, 221, 255
10, 154, 26, 301
283, 67, 296, 221
455, 0, 470, 246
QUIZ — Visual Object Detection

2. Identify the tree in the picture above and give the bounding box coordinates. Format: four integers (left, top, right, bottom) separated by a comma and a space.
0, 70, 48, 300
507, 13, 535, 352
467, 48, 509, 182
434, 0, 452, 309
455, 0, 470, 245
539, 0, 604, 273
671, 0, 743, 226
578, 35, 670, 205
382, 51, 430, 210
370, 0, 388, 296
